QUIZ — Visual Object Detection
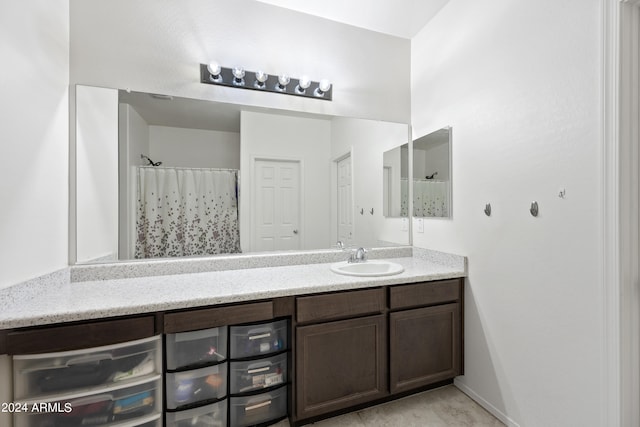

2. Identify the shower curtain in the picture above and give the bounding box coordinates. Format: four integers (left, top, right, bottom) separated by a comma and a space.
135, 167, 241, 259
413, 180, 449, 217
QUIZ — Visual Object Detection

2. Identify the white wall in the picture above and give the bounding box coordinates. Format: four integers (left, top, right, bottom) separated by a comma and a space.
76, 86, 119, 263
411, 0, 603, 426
0, 1, 69, 289
414, 142, 449, 181
69, 0, 410, 123
240, 111, 332, 252
118, 104, 150, 258
149, 126, 240, 169
331, 118, 410, 247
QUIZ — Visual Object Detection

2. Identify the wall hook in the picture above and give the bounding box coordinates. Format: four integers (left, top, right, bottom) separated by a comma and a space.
370, 208, 374, 215
484, 203, 491, 216
360, 208, 364, 215
530, 201, 539, 217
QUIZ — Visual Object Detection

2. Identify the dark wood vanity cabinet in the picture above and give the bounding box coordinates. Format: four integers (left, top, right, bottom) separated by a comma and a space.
295, 314, 387, 420
389, 279, 463, 394
293, 279, 464, 425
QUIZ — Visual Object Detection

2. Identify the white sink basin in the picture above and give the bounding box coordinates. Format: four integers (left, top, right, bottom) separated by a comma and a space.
330, 260, 404, 277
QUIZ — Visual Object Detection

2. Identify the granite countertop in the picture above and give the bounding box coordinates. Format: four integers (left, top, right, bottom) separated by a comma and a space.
0, 247, 466, 330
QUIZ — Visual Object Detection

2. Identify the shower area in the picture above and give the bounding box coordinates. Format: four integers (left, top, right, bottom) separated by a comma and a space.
119, 91, 242, 259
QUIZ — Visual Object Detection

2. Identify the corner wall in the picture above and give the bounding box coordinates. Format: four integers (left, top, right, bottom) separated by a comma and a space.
411, 0, 604, 425
0, 1, 69, 289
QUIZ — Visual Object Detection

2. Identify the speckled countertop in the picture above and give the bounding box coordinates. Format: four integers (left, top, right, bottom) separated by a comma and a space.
0, 247, 466, 330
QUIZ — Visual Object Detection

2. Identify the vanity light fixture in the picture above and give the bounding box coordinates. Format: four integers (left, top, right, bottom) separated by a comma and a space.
296, 75, 311, 94
207, 61, 222, 83
276, 74, 290, 92
200, 62, 332, 101
314, 79, 332, 98
232, 66, 245, 86
254, 70, 268, 88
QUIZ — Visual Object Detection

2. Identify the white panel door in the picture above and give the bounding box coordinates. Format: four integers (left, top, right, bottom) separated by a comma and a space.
254, 159, 301, 252
337, 156, 353, 245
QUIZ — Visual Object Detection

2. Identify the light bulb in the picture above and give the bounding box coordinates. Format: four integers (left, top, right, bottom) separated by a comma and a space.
296, 75, 311, 94
277, 74, 290, 91
207, 61, 222, 82
315, 79, 332, 97
254, 70, 268, 88
232, 66, 245, 85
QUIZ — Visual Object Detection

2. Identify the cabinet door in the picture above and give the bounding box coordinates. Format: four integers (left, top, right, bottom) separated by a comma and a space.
390, 303, 461, 394
296, 315, 387, 420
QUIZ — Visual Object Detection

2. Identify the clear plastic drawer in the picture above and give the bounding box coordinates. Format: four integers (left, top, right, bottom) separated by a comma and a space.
229, 386, 287, 427
229, 320, 288, 359
229, 352, 288, 394
166, 326, 227, 370
13, 377, 161, 427
166, 363, 227, 410
165, 398, 227, 427
13, 336, 161, 400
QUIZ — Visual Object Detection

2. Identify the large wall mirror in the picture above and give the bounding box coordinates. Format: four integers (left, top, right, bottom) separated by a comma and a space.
74, 85, 410, 263
412, 127, 452, 218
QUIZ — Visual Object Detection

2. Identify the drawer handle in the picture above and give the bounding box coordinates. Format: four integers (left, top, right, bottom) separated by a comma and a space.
245, 400, 272, 411
249, 332, 271, 341
247, 366, 271, 374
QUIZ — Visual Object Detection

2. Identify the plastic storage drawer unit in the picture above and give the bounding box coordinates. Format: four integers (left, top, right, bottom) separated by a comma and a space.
13, 377, 161, 427
13, 336, 159, 400
166, 326, 228, 370
165, 398, 227, 427
229, 352, 287, 394
229, 320, 288, 359
229, 386, 288, 427
166, 363, 227, 410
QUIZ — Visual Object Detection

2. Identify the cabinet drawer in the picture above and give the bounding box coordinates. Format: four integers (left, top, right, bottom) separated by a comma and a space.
166, 326, 227, 370
166, 363, 227, 410
389, 279, 461, 310
229, 320, 289, 359
165, 398, 227, 427
14, 377, 161, 427
164, 302, 273, 333
13, 336, 160, 400
230, 352, 288, 394
296, 288, 385, 324
229, 386, 287, 427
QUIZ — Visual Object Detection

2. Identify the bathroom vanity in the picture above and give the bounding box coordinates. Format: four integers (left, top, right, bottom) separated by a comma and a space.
0, 248, 465, 427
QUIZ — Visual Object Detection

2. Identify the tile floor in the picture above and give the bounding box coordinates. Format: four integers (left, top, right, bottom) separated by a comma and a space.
274, 385, 505, 427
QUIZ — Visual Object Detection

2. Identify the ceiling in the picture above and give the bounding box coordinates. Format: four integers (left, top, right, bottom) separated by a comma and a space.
254, 0, 450, 39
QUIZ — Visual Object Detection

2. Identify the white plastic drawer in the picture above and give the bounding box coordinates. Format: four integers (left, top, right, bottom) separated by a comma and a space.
229, 320, 288, 359
165, 399, 227, 427
166, 363, 227, 410
166, 327, 228, 370
229, 353, 288, 394
13, 377, 161, 427
13, 336, 160, 400
229, 386, 288, 427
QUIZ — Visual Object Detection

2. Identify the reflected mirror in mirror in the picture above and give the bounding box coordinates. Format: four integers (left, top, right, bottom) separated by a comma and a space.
382, 143, 409, 218
74, 85, 410, 263
412, 127, 452, 218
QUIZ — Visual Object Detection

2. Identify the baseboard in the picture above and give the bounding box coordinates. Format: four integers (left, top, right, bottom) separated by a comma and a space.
454, 378, 520, 427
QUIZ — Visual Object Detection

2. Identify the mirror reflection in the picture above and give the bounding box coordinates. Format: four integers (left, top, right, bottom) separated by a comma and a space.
75, 85, 410, 263
412, 127, 452, 218
382, 144, 409, 218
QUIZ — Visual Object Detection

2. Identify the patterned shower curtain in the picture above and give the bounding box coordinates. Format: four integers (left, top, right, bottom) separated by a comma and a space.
135, 167, 241, 259
413, 180, 449, 217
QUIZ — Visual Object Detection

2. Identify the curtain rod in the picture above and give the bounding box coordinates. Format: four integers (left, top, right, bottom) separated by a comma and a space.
138, 166, 238, 172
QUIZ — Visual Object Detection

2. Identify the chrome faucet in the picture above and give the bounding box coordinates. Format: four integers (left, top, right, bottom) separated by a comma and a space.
348, 247, 368, 263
